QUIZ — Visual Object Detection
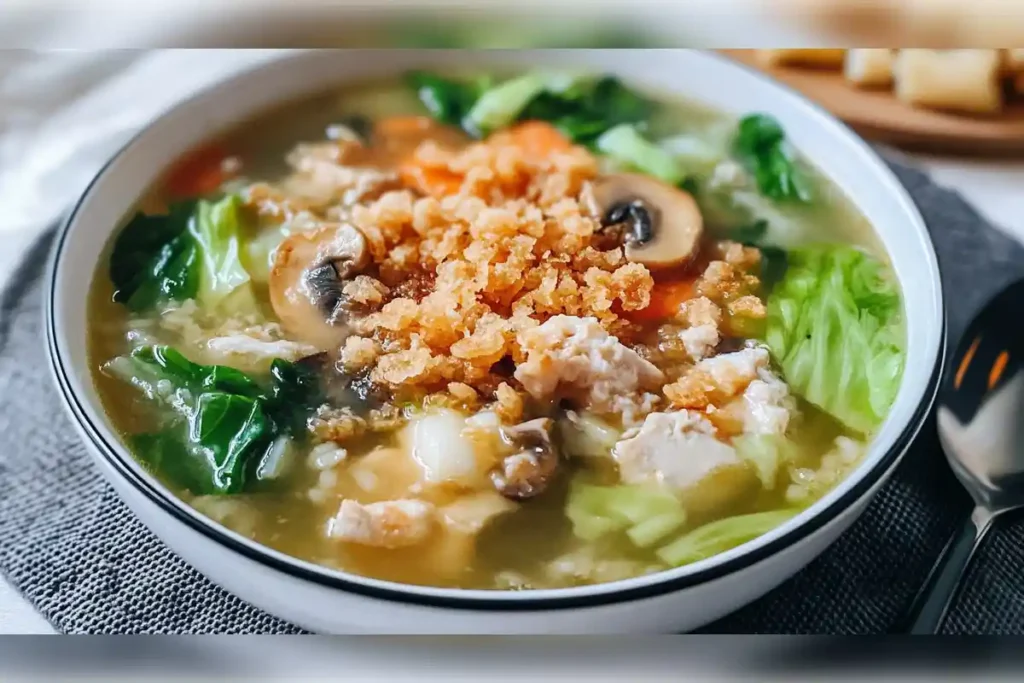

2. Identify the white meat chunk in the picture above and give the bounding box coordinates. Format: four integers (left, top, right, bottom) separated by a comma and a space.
515, 315, 664, 423
205, 333, 319, 367
737, 370, 794, 436
698, 344, 771, 397
283, 142, 397, 206
676, 296, 722, 361
327, 499, 435, 548
439, 490, 517, 535
613, 410, 754, 513
712, 365, 795, 437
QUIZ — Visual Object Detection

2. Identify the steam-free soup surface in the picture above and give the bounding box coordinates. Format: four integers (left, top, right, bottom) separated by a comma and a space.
89, 71, 905, 589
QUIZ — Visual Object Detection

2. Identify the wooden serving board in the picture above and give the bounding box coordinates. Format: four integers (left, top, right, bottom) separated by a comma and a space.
722, 49, 1024, 156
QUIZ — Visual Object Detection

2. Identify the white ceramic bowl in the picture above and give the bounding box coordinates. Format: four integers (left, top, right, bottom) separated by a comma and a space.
45, 49, 945, 634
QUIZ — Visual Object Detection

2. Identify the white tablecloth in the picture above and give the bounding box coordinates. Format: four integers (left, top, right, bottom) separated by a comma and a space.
1, 49, 1023, 634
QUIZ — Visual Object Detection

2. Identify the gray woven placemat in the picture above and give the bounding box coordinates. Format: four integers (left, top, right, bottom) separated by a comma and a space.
0, 158, 1021, 634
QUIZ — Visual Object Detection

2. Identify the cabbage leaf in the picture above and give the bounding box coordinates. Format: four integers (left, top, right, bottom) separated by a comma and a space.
596, 124, 685, 185
109, 346, 323, 495
566, 479, 686, 547
189, 194, 252, 311
765, 245, 904, 434
110, 194, 254, 314
657, 509, 798, 566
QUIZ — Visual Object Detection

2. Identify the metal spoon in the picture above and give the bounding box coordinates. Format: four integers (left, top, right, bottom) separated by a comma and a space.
903, 278, 1024, 634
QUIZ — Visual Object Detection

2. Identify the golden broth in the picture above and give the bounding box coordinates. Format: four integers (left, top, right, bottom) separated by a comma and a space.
88, 74, 897, 590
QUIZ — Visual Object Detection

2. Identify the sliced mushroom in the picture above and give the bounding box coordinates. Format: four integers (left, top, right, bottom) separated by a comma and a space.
589, 172, 703, 271
491, 417, 560, 501
269, 223, 369, 350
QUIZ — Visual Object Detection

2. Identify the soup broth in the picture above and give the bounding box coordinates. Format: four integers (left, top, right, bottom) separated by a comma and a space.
89, 70, 904, 589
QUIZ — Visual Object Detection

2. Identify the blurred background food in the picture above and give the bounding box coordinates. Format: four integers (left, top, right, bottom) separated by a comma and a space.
779, 0, 1024, 47
727, 49, 1024, 155
756, 49, 1022, 114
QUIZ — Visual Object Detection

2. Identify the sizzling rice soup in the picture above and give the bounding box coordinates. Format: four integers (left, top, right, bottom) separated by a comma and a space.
88, 71, 905, 589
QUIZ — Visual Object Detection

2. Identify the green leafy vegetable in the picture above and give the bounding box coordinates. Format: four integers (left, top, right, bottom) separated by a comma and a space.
566, 479, 685, 543
188, 392, 271, 493
733, 113, 812, 203
189, 194, 252, 310
265, 358, 324, 436
406, 71, 484, 128
733, 434, 799, 489
464, 72, 576, 135
113, 346, 324, 495
131, 346, 262, 398
110, 194, 254, 314
626, 511, 688, 548
406, 71, 653, 143
132, 433, 212, 495
521, 75, 654, 143
109, 202, 201, 311
765, 246, 904, 434
657, 509, 798, 567
596, 124, 685, 185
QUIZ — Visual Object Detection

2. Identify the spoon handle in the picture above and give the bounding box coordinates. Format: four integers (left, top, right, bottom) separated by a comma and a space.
903, 509, 994, 634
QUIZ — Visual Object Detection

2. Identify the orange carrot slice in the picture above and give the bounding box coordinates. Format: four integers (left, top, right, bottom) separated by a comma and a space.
505, 120, 572, 157
626, 279, 697, 323
398, 160, 464, 198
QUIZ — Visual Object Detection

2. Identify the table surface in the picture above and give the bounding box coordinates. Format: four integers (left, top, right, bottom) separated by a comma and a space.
2, 152, 1023, 635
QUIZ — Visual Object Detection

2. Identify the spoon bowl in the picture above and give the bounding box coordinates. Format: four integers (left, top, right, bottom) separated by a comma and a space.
907, 277, 1024, 633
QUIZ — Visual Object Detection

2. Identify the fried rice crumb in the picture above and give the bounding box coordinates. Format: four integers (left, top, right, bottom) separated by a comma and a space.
493, 382, 525, 424
333, 131, 662, 411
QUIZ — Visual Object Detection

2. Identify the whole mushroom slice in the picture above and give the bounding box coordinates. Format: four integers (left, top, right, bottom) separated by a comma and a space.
269, 223, 370, 351
491, 418, 560, 501
589, 172, 704, 271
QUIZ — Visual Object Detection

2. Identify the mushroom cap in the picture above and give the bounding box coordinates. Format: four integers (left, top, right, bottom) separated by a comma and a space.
491, 417, 560, 501
590, 172, 704, 271
269, 223, 369, 351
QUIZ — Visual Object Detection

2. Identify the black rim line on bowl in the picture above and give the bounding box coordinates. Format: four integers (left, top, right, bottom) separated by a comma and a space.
43, 61, 947, 613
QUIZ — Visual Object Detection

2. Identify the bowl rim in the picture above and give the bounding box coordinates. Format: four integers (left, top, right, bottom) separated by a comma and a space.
46, 49, 946, 611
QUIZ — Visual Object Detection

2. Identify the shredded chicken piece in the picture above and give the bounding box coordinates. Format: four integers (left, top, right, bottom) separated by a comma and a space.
327, 499, 435, 548
614, 410, 754, 511
282, 141, 398, 207
664, 345, 771, 410
515, 315, 663, 423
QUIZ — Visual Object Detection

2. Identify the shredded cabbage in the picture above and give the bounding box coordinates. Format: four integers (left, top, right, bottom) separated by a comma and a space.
464, 72, 579, 134
626, 512, 688, 548
566, 479, 686, 543
657, 509, 798, 567
188, 194, 252, 311
765, 245, 905, 434
596, 124, 685, 185
657, 134, 726, 176
733, 434, 799, 490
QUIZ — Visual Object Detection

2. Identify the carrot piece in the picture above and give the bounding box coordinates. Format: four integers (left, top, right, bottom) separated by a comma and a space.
398, 160, 464, 198
506, 120, 572, 157
625, 279, 697, 323
165, 142, 235, 199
